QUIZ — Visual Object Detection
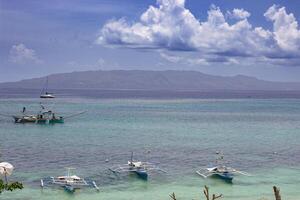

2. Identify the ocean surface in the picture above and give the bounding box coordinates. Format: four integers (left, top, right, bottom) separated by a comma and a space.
0, 90, 300, 200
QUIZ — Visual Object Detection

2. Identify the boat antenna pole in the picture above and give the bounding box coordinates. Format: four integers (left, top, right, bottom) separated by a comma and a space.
66, 167, 72, 178
215, 151, 223, 166
45, 76, 48, 94
40, 77, 47, 95
130, 152, 133, 164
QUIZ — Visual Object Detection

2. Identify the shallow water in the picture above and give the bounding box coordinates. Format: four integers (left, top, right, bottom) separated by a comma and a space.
0, 98, 300, 199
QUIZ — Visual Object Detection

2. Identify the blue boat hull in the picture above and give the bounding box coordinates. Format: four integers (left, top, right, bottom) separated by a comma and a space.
215, 172, 234, 182
134, 170, 148, 180
63, 185, 76, 193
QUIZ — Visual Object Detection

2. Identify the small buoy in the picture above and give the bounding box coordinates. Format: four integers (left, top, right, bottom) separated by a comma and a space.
105, 159, 109, 163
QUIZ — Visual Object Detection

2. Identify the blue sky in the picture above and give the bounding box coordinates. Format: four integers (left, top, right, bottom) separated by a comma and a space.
0, 0, 300, 82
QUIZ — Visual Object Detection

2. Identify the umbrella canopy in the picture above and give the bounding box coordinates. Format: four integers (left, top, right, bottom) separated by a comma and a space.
0, 162, 14, 176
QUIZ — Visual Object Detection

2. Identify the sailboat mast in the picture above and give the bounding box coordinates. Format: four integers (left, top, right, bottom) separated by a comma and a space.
40, 77, 48, 95
40, 76, 55, 98
46, 76, 48, 93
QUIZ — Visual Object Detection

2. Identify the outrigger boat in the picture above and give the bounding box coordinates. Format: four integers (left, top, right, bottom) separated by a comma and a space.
40, 168, 99, 193
196, 166, 250, 182
196, 153, 250, 182
109, 152, 166, 180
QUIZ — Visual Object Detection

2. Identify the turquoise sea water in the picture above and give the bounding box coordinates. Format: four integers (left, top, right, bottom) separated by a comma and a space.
0, 97, 300, 199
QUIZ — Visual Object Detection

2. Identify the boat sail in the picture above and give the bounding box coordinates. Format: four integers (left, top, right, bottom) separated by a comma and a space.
40, 76, 55, 98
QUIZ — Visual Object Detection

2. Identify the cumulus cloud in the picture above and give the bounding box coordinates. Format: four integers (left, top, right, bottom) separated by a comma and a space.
97, 0, 300, 66
264, 5, 300, 53
227, 8, 250, 19
9, 43, 42, 64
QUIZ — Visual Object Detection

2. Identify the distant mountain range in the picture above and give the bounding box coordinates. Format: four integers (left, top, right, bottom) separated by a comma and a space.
1, 70, 300, 91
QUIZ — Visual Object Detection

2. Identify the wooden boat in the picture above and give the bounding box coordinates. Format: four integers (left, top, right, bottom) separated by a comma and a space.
2, 104, 84, 124
13, 111, 64, 124
13, 115, 37, 123
36, 110, 64, 124
109, 152, 165, 180
128, 160, 149, 179
196, 153, 250, 182
196, 166, 235, 182
40, 168, 99, 193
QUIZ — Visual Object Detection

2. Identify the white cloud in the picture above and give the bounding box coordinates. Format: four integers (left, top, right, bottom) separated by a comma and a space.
160, 51, 239, 66
264, 5, 300, 53
227, 8, 251, 19
97, 1, 300, 66
9, 43, 42, 64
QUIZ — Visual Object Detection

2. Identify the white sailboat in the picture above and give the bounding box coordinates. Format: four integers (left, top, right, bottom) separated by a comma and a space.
40, 76, 55, 98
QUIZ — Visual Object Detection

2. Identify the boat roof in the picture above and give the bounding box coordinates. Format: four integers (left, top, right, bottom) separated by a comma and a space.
57, 175, 81, 180
128, 161, 143, 167
207, 167, 217, 171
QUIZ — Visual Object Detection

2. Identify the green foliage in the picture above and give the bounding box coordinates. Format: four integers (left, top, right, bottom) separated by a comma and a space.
169, 185, 281, 200
0, 179, 23, 194
169, 186, 222, 200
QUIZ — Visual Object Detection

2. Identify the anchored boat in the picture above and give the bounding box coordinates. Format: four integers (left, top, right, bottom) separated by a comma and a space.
9, 104, 85, 124
196, 153, 250, 182
109, 152, 166, 180
40, 92, 55, 99
40, 76, 55, 98
13, 115, 37, 123
13, 110, 64, 124
40, 168, 99, 193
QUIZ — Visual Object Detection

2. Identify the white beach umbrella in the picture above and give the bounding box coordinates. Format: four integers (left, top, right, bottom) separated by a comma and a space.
0, 162, 14, 183
0, 162, 14, 176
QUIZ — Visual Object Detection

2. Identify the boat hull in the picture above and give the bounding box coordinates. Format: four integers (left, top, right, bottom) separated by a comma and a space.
13, 116, 64, 124
215, 172, 234, 182
40, 95, 55, 98
134, 170, 148, 180
49, 118, 64, 123
13, 116, 36, 123
37, 119, 47, 124
63, 185, 76, 193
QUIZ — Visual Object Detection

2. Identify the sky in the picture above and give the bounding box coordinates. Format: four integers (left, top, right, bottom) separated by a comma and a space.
0, 0, 300, 82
